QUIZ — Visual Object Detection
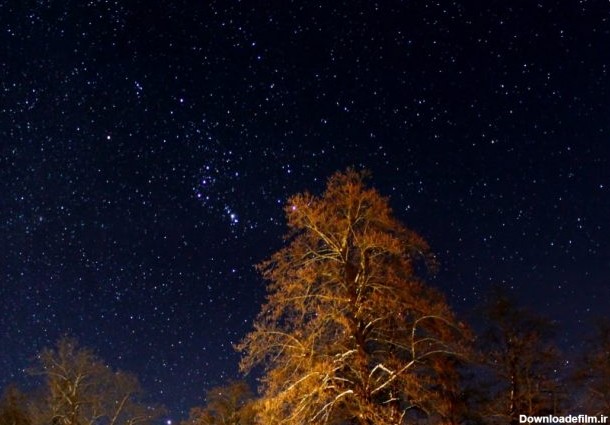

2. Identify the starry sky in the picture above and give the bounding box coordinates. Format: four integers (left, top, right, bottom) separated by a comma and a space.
1, 0, 609, 420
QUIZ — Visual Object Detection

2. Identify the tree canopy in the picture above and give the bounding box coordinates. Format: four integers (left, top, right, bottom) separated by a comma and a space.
28, 337, 162, 425
238, 169, 471, 424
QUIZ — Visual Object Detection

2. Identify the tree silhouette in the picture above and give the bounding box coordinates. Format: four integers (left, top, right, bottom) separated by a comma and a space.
478, 292, 562, 425
181, 381, 256, 425
572, 320, 610, 415
238, 170, 471, 425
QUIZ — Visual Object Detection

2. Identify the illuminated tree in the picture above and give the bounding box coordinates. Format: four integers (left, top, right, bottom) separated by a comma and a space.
238, 170, 471, 425
181, 381, 256, 425
478, 292, 562, 425
29, 337, 162, 425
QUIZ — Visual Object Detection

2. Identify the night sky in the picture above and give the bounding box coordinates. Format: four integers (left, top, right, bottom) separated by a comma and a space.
1, 0, 609, 420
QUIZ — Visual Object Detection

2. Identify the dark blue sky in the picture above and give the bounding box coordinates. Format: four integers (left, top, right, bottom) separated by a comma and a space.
1, 0, 609, 420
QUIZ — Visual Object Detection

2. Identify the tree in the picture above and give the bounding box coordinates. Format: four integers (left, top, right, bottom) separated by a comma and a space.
572, 320, 610, 415
477, 292, 562, 425
28, 337, 162, 425
181, 381, 256, 425
238, 170, 471, 425
0, 385, 32, 425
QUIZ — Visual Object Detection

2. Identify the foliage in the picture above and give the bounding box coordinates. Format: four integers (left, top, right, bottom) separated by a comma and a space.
238, 169, 471, 424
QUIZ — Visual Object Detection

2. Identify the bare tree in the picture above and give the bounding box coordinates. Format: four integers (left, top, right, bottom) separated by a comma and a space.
572, 320, 610, 415
181, 381, 256, 425
238, 170, 471, 425
28, 337, 162, 425
478, 292, 562, 425
0, 385, 32, 425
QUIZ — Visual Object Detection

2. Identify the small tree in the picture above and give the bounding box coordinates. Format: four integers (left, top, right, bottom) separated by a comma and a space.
572, 320, 610, 415
0, 385, 32, 425
478, 292, 562, 425
182, 381, 256, 425
29, 337, 162, 425
238, 170, 471, 425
